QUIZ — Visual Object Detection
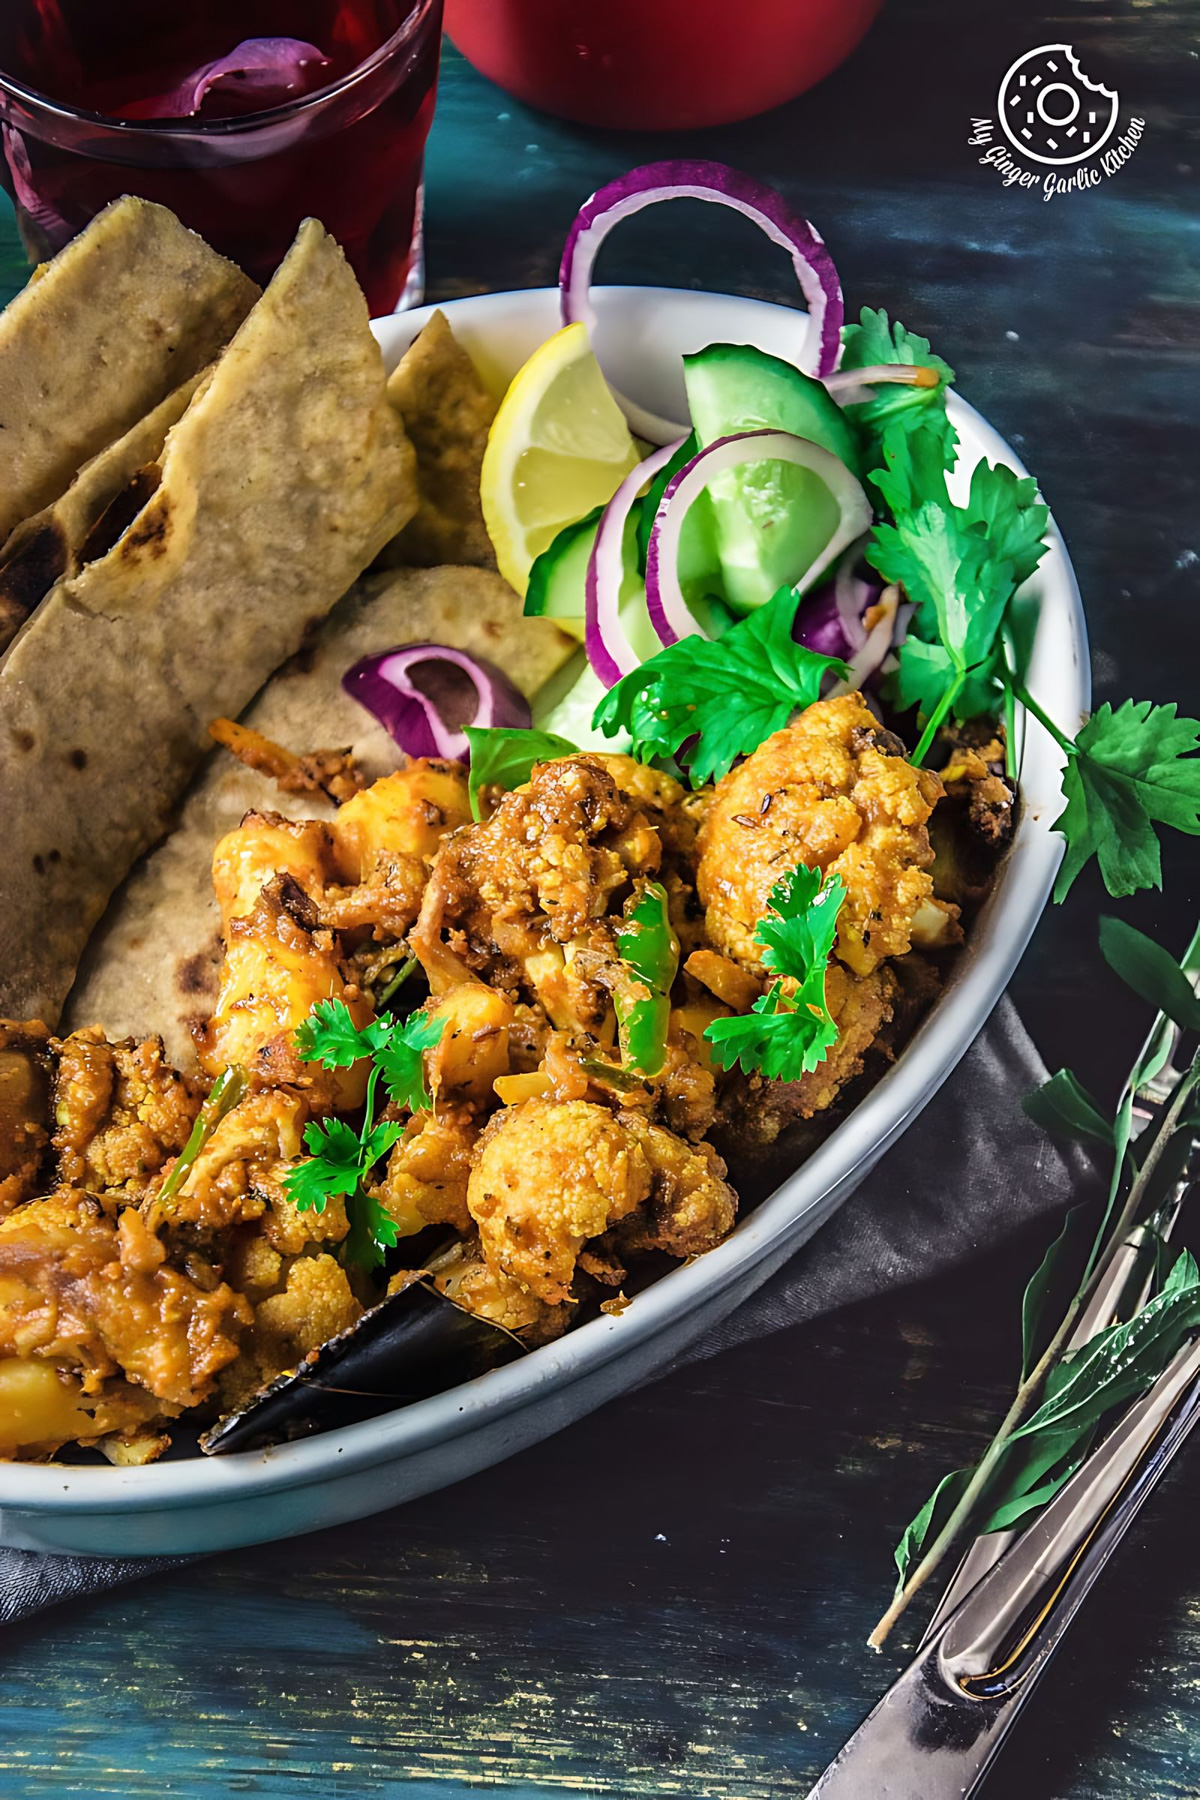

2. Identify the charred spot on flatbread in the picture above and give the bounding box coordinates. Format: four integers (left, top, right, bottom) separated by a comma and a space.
0, 517, 68, 647
80, 466, 164, 568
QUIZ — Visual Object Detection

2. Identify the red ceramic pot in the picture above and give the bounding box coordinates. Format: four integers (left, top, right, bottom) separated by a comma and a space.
444, 0, 884, 131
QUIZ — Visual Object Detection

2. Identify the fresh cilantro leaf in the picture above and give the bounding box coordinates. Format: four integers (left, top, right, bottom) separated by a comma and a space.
840, 307, 957, 458
373, 1011, 445, 1113
285, 1117, 367, 1213
294, 996, 378, 1069
1051, 699, 1200, 901
1099, 916, 1200, 1030
283, 999, 446, 1269
868, 417, 953, 519
464, 726, 578, 822
963, 460, 1049, 588
1023, 1070, 1114, 1147
705, 864, 845, 1081
344, 1188, 402, 1271
593, 586, 848, 784
868, 502, 1014, 675
887, 636, 1002, 723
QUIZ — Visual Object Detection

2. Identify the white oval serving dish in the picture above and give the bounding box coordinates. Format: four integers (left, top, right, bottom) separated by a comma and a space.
0, 287, 1089, 1557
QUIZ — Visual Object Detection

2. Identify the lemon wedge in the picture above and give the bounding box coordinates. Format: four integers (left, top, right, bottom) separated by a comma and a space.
480, 322, 641, 596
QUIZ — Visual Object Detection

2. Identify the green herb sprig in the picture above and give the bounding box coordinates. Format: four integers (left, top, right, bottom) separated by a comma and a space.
705, 864, 846, 1082
282, 997, 445, 1269
593, 586, 847, 784
872, 917, 1200, 1647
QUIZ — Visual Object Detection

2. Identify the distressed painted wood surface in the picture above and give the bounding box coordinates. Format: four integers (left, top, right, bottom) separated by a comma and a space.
2, 0, 1199, 1793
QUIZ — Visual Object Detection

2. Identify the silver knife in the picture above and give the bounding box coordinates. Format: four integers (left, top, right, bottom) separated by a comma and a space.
808, 1331, 1200, 1798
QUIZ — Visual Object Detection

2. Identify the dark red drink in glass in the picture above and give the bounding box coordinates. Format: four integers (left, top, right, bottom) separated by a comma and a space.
0, 0, 443, 314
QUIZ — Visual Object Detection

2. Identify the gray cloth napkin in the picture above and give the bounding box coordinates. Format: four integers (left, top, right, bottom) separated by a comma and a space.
0, 996, 1091, 1628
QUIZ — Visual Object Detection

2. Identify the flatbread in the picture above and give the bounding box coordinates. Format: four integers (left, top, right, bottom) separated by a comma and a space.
0, 218, 417, 1026
0, 195, 258, 546
0, 372, 206, 655
65, 565, 574, 1068
383, 310, 498, 568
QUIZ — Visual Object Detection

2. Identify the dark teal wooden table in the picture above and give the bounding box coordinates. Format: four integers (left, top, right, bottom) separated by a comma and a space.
4, 3, 1199, 1794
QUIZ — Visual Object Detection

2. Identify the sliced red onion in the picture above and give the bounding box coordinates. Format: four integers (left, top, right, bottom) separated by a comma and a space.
560, 161, 843, 443
343, 644, 530, 762
823, 365, 940, 405
585, 439, 683, 687
645, 430, 872, 649
833, 539, 875, 653
130, 39, 331, 119
793, 555, 880, 661
829, 586, 902, 695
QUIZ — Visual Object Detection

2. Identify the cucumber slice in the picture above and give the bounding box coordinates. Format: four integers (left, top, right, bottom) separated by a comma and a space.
523, 505, 602, 641
684, 343, 861, 472
683, 343, 866, 615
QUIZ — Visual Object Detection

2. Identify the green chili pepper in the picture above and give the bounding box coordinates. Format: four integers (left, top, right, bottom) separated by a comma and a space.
159, 1065, 249, 1207
613, 880, 679, 1080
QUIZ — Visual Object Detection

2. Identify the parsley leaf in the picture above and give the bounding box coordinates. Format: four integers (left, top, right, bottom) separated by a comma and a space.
294, 996, 381, 1069
291, 1117, 367, 1212
374, 1011, 445, 1111
1049, 699, 1200, 901
870, 502, 1014, 676
840, 308, 957, 461
889, 635, 1003, 724
463, 726, 578, 822
963, 460, 1049, 588
344, 1189, 401, 1271
705, 864, 845, 1081
868, 418, 953, 519
593, 586, 848, 784
281, 997, 446, 1268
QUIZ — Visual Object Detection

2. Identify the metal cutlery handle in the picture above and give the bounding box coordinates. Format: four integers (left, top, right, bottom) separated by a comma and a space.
808, 1341, 1200, 1798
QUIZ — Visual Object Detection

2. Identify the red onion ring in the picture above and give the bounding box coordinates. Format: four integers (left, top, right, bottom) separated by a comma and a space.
585, 440, 683, 688
645, 430, 872, 649
560, 161, 844, 444
829, 587, 903, 695
343, 644, 531, 762
833, 539, 873, 653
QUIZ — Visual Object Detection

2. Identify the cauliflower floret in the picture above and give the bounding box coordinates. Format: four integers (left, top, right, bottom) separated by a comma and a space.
467, 1098, 652, 1303
377, 1106, 480, 1236
697, 694, 944, 979
616, 1115, 737, 1258
53, 1027, 200, 1195
433, 1243, 567, 1341
413, 754, 686, 999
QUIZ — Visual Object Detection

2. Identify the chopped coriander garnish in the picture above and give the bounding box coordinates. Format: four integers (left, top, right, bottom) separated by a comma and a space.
704, 864, 845, 1081
592, 585, 847, 784
283, 997, 445, 1269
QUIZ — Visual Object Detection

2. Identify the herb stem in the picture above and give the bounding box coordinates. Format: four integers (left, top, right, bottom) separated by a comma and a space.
912, 670, 966, 767
869, 1045, 1200, 1648
1012, 682, 1076, 758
